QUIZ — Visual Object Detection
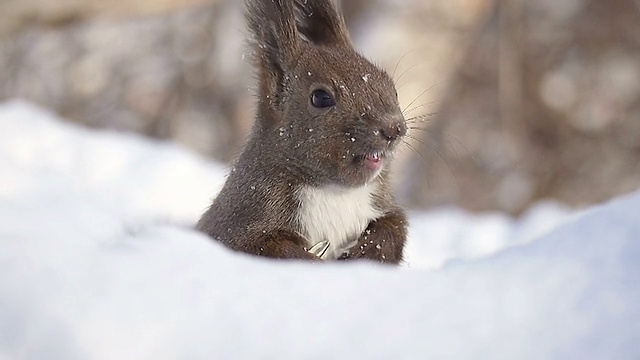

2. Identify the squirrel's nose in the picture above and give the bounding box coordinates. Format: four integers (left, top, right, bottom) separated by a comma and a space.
379, 115, 407, 141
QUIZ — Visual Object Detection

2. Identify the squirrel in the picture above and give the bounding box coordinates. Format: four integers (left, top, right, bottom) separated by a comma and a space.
197, 0, 408, 263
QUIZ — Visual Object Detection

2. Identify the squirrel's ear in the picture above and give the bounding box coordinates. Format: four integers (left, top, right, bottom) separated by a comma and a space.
246, 0, 299, 109
294, 0, 351, 47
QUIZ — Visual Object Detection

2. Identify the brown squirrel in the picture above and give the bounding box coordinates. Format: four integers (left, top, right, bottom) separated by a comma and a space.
197, 0, 408, 263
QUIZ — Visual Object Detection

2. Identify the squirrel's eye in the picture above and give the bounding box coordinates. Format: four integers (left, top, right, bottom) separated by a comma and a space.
311, 89, 336, 108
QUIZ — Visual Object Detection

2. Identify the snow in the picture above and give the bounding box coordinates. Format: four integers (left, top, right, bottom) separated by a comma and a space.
0, 99, 639, 359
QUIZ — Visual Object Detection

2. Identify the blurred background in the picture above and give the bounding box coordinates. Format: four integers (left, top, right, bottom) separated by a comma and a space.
1, 0, 639, 215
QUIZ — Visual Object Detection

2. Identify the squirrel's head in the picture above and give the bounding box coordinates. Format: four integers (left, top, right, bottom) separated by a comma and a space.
246, 0, 406, 187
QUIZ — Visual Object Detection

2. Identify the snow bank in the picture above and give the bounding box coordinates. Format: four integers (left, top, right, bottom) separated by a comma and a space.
0, 100, 638, 359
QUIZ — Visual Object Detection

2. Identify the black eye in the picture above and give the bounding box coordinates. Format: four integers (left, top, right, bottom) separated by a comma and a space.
311, 89, 336, 108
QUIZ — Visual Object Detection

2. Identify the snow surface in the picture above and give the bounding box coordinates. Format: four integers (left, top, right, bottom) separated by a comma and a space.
0, 100, 639, 359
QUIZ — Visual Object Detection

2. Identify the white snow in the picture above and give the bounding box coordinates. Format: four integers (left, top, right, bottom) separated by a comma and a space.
0, 100, 639, 359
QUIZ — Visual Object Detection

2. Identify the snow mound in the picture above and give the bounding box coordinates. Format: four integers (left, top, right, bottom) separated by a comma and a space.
0, 100, 638, 359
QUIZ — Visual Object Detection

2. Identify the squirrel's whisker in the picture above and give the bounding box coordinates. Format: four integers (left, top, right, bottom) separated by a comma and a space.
405, 114, 438, 126
394, 62, 424, 89
406, 126, 431, 133
402, 102, 437, 116
404, 133, 426, 145
391, 48, 422, 83
401, 83, 441, 115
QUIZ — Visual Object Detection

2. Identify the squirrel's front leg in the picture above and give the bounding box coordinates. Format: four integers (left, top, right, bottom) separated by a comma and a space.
256, 230, 320, 260
338, 209, 407, 264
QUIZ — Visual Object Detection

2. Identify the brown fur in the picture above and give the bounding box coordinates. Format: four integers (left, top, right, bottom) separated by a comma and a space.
338, 209, 407, 263
197, 0, 408, 263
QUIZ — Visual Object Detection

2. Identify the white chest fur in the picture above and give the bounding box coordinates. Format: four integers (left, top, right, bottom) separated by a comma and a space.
296, 183, 382, 260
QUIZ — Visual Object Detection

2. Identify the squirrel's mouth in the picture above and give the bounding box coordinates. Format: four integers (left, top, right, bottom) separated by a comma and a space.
361, 151, 386, 172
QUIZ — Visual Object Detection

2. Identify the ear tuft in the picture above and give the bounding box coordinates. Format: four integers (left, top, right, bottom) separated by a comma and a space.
293, 0, 351, 46
245, 0, 300, 117
246, 0, 299, 67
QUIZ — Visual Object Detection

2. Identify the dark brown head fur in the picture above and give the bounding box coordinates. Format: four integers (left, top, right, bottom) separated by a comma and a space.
245, 0, 406, 187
